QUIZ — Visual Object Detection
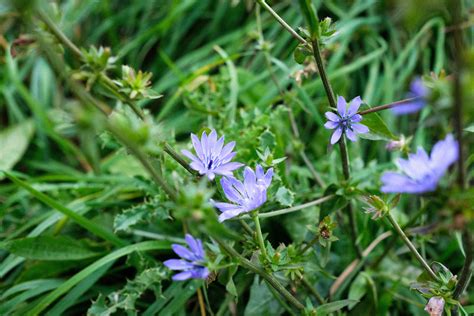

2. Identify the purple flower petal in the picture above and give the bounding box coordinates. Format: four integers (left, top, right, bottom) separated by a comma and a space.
337, 96, 347, 117
220, 141, 236, 158
347, 96, 362, 116
191, 134, 204, 160
213, 162, 244, 176
324, 121, 339, 129
163, 259, 195, 270
346, 128, 357, 142
243, 167, 257, 194
221, 177, 243, 204
172, 271, 193, 281
429, 134, 458, 172
181, 149, 201, 164
350, 114, 362, 123
218, 208, 246, 222
172, 244, 195, 261
325, 112, 340, 122
330, 127, 343, 145
351, 123, 369, 134
185, 234, 201, 256
192, 267, 209, 279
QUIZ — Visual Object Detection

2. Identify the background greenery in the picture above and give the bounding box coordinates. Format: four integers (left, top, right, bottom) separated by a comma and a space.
0, 0, 473, 315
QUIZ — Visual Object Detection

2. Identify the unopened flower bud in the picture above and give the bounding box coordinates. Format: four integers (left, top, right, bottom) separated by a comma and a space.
424, 296, 444, 316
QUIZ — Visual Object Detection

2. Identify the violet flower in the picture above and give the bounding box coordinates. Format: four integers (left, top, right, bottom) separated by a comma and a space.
324, 96, 369, 144
163, 234, 209, 281
392, 77, 428, 115
182, 129, 244, 180
213, 165, 273, 222
381, 134, 458, 194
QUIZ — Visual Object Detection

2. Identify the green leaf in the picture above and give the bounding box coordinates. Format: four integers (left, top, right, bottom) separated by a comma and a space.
0, 120, 34, 179
315, 299, 358, 315
298, 0, 319, 39
358, 112, 396, 141
25, 241, 170, 315
348, 274, 367, 309
464, 124, 474, 133
0, 236, 101, 261
244, 276, 283, 316
275, 187, 295, 207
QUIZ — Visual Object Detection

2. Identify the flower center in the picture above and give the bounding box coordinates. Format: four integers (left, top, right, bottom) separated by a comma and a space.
340, 117, 351, 130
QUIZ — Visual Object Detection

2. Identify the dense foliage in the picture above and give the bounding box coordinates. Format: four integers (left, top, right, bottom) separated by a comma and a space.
0, 0, 473, 315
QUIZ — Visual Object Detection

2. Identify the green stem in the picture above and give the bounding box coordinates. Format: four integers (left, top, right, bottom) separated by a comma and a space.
215, 238, 305, 310
163, 142, 200, 176
300, 235, 319, 254
255, 0, 307, 45
301, 277, 325, 305
252, 211, 269, 262
311, 35, 362, 258
237, 195, 334, 219
107, 124, 178, 201
311, 38, 336, 108
386, 213, 438, 280
453, 230, 473, 299
38, 10, 83, 59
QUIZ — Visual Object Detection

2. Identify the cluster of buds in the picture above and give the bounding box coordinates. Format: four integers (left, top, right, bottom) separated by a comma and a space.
363, 194, 400, 220
114, 65, 162, 100
317, 216, 338, 247
386, 135, 412, 154
81, 46, 117, 73
256, 147, 286, 168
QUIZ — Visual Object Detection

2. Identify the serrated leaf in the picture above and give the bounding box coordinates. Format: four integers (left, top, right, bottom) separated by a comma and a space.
275, 187, 294, 207
0, 236, 101, 261
0, 120, 34, 179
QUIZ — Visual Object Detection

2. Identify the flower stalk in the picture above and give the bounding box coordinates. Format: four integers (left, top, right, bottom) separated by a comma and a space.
357, 97, 421, 116
311, 38, 362, 258
251, 210, 269, 262
386, 213, 438, 280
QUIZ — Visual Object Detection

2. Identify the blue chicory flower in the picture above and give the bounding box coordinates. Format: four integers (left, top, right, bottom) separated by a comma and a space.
392, 77, 429, 115
324, 96, 369, 145
163, 234, 209, 281
182, 129, 244, 180
381, 134, 458, 194
213, 165, 273, 222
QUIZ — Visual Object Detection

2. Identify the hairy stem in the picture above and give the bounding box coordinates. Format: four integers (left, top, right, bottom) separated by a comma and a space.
386, 213, 438, 280
215, 238, 305, 310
